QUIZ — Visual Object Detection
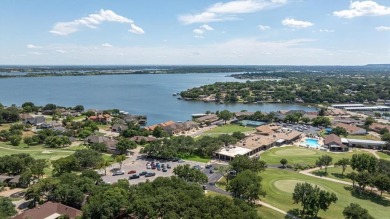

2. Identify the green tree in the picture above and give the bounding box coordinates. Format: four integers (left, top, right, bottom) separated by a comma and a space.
216, 165, 231, 184
335, 158, 350, 175
347, 172, 358, 188
89, 143, 107, 153
31, 159, 49, 179
0, 197, 17, 217
74, 105, 84, 112
280, 158, 288, 167
218, 110, 233, 124
356, 171, 371, 191
343, 203, 374, 219
315, 155, 333, 173
74, 149, 103, 169
23, 136, 35, 147
232, 131, 246, 140
97, 160, 111, 176
115, 155, 127, 170
332, 126, 348, 137
9, 134, 22, 146
230, 155, 266, 174
52, 155, 80, 176
312, 116, 331, 127
372, 174, 390, 196
52, 184, 84, 209
152, 126, 168, 138
292, 182, 338, 218
116, 138, 137, 154
227, 170, 266, 203
351, 154, 377, 173
364, 116, 376, 126
173, 164, 208, 184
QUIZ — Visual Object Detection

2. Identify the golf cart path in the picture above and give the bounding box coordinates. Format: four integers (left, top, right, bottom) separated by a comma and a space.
361, 149, 380, 159
299, 166, 352, 186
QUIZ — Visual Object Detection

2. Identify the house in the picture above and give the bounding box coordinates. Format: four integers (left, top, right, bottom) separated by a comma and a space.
326, 108, 348, 116
11, 201, 82, 219
130, 135, 158, 143
145, 121, 175, 131
84, 135, 120, 154
333, 123, 367, 135
369, 123, 390, 133
162, 121, 198, 135
111, 124, 128, 133
21, 114, 45, 126
324, 134, 348, 151
333, 117, 360, 125
88, 114, 112, 124
195, 114, 220, 124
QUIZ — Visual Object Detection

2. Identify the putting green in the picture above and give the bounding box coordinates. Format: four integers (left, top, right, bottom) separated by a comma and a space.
274, 148, 317, 156
274, 180, 324, 193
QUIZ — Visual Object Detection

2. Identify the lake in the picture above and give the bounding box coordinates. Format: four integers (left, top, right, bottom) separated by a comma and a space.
0, 73, 315, 125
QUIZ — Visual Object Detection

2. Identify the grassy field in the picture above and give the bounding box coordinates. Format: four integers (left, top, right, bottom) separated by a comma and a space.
260, 146, 371, 165
377, 151, 390, 161
206, 188, 285, 219
204, 124, 254, 134
180, 155, 211, 163
313, 166, 354, 183
346, 134, 381, 141
261, 168, 389, 219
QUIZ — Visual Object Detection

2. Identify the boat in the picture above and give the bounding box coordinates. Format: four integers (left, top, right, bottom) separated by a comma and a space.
172, 93, 177, 96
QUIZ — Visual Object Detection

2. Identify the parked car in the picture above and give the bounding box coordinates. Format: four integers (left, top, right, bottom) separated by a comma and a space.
110, 168, 120, 172
162, 168, 167, 172
128, 170, 136, 174
129, 174, 140, 179
161, 164, 165, 168
178, 159, 185, 163
205, 164, 212, 169
209, 169, 214, 174
152, 166, 156, 169
157, 167, 161, 171
145, 172, 156, 177
139, 171, 148, 176
112, 171, 124, 176
146, 165, 151, 169
167, 164, 171, 169
202, 185, 207, 190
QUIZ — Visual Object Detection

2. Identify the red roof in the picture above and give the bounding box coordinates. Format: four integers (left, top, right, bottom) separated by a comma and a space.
12, 201, 82, 219
324, 134, 342, 146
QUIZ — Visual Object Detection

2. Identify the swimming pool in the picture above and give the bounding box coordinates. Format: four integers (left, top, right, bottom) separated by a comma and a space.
305, 138, 320, 147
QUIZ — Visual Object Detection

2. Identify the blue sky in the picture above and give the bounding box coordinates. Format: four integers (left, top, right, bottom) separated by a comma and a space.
0, 0, 389, 65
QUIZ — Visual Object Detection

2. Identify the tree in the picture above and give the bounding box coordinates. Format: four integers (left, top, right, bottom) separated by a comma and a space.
216, 165, 231, 184
332, 126, 348, 137
364, 116, 376, 126
0, 197, 17, 217
43, 103, 57, 111
232, 131, 246, 140
343, 203, 374, 219
31, 159, 48, 179
347, 172, 358, 187
115, 155, 127, 170
73, 149, 103, 169
97, 160, 111, 176
9, 134, 22, 146
381, 133, 390, 149
173, 164, 208, 184
23, 136, 35, 147
52, 155, 80, 176
319, 108, 326, 116
227, 170, 266, 203
218, 110, 233, 124
230, 155, 266, 174
218, 134, 238, 146
52, 184, 84, 208
116, 138, 137, 154
315, 155, 333, 173
292, 182, 338, 218
89, 143, 107, 153
335, 158, 350, 175
372, 174, 390, 196
312, 116, 331, 127
74, 105, 84, 112
280, 158, 288, 167
356, 171, 371, 191
152, 126, 168, 138
351, 154, 377, 173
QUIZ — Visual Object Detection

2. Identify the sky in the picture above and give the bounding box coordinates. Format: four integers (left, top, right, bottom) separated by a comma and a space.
0, 0, 389, 65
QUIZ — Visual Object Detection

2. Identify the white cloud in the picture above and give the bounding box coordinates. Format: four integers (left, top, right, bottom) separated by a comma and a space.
193, 29, 204, 35
319, 29, 335, 33
30, 52, 42, 55
101, 43, 113, 47
178, 0, 287, 24
376, 26, 390, 31
56, 50, 66, 53
26, 44, 41, 49
193, 24, 214, 38
333, 1, 390, 18
50, 9, 144, 36
282, 18, 313, 29
194, 35, 204, 39
258, 25, 271, 31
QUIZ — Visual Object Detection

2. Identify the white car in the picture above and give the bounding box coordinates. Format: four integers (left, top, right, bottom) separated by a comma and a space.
146, 164, 151, 169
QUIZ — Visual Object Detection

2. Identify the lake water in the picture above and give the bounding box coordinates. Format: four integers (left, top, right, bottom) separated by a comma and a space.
0, 73, 315, 125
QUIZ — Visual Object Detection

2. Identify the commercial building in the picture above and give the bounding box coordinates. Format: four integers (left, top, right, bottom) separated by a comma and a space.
341, 138, 386, 149
331, 104, 365, 109
344, 106, 390, 112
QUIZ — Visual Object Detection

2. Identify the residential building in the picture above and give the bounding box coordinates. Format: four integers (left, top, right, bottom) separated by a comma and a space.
20, 114, 45, 126
323, 134, 348, 151
11, 201, 82, 219
333, 123, 367, 135
369, 123, 390, 133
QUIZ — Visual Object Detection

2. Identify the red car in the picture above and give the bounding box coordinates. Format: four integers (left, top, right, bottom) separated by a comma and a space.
128, 170, 137, 174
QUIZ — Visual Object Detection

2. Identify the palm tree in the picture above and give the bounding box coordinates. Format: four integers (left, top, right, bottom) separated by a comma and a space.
115, 155, 127, 170
98, 160, 111, 176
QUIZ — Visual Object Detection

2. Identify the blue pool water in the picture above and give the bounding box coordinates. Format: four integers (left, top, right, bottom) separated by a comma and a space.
240, 120, 265, 127
305, 138, 320, 147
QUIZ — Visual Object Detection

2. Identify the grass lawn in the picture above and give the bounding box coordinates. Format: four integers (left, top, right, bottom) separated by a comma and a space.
102, 154, 115, 163
261, 168, 389, 219
206, 187, 285, 219
0, 123, 11, 131
216, 177, 227, 190
181, 155, 211, 163
376, 151, 390, 161
204, 124, 254, 134
260, 146, 371, 165
346, 134, 380, 141
312, 166, 354, 183
64, 144, 88, 151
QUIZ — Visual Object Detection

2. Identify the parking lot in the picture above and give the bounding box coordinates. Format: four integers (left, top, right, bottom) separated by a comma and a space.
100, 154, 223, 185
276, 122, 321, 135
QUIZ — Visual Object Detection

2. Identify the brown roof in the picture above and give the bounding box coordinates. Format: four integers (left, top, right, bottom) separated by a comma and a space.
369, 123, 390, 132
324, 134, 342, 146
333, 123, 366, 134
12, 201, 82, 219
